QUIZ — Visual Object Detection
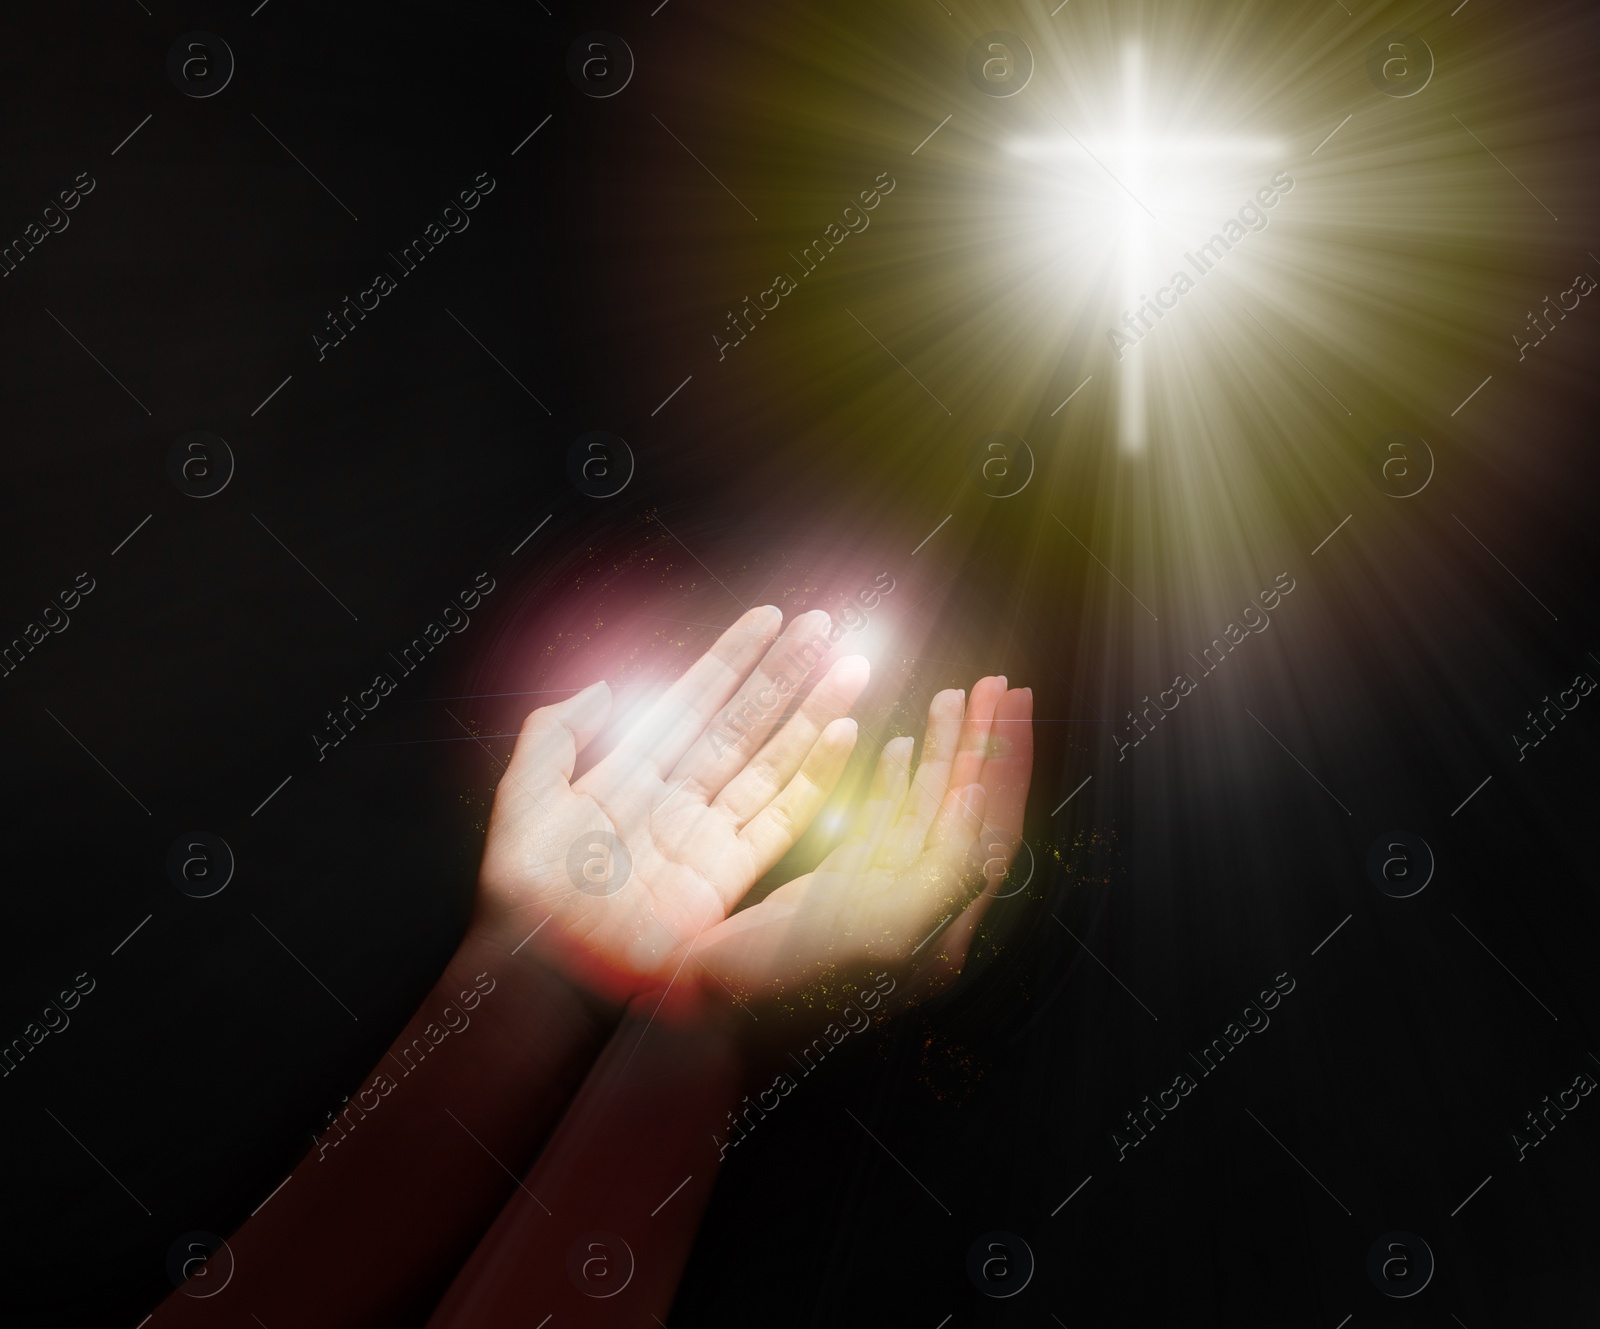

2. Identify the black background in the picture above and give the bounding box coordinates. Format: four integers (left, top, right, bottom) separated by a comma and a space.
2, 3, 1598, 1327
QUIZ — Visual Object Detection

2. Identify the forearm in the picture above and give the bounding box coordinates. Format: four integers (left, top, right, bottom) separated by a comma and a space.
150, 922, 615, 1329
425, 989, 745, 1328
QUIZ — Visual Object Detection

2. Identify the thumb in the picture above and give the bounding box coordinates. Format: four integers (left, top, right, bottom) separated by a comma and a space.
505, 680, 613, 792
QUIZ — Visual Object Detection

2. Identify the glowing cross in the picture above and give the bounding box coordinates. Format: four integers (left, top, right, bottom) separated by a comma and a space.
1010, 45, 1284, 453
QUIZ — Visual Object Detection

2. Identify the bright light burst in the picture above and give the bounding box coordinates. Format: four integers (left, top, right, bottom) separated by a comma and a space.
1007, 43, 1287, 451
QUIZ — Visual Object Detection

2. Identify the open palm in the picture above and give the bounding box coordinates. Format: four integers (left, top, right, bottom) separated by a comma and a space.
695, 675, 1034, 997
476, 605, 869, 1007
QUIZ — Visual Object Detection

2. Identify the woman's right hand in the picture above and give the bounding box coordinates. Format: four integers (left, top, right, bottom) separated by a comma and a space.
692, 675, 1035, 1002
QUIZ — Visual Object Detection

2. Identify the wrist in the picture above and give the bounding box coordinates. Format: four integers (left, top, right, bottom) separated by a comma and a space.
448, 917, 620, 1059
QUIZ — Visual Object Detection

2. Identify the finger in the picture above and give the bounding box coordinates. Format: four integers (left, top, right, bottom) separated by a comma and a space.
912, 689, 1034, 993
857, 733, 915, 842
978, 686, 1034, 858
947, 674, 1007, 793
821, 734, 913, 873
669, 610, 838, 801
503, 680, 613, 799
905, 782, 988, 928
737, 717, 859, 885
877, 688, 965, 867
712, 653, 870, 825
592, 604, 783, 787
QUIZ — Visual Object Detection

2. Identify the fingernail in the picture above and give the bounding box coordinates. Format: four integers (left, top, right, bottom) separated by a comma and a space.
995, 675, 1008, 690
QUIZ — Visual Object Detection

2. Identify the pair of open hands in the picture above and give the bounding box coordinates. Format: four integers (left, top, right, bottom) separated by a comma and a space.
474, 604, 1034, 1018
